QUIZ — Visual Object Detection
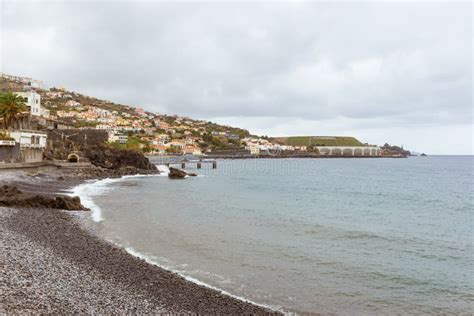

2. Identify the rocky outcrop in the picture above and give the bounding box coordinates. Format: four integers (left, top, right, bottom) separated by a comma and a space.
44, 133, 158, 174
44, 130, 109, 161
0, 185, 87, 211
168, 167, 197, 179
168, 167, 187, 179
85, 145, 157, 171
381, 143, 411, 157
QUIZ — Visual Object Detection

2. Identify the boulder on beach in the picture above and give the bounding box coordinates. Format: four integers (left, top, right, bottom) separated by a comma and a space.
0, 185, 88, 211
168, 167, 188, 179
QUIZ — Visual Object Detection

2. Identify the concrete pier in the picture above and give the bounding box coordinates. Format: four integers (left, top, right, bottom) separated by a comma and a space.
160, 159, 217, 169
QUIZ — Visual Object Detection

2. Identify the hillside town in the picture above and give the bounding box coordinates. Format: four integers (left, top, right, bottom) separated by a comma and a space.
0, 73, 408, 166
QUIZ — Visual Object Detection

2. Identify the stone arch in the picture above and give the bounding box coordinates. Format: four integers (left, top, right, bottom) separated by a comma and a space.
354, 148, 363, 156
363, 148, 371, 156
371, 148, 377, 156
342, 148, 353, 156
331, 148, 342, 156
67, 153, 79, 163
319, 148, 330, 155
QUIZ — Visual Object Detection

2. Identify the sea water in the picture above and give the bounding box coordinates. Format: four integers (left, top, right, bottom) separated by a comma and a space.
76, 156, 473, 314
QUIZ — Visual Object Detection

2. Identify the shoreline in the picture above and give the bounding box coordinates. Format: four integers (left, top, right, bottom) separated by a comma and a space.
70, 173, 280, 312
1, 167, 280, 314
148, 153, 409, 160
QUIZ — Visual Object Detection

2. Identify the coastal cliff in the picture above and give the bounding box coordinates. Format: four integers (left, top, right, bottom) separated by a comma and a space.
42, 128, 158, 177
85, 145, 157, 171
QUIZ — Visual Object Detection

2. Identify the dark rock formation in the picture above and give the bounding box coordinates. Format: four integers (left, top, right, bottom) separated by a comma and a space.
44, 131, 158, 174
0, 185, 87, 211
44, 129, 109, 161
168, 167, 187, 179
168, 168, 198, 179
381, 143, 411, 157
85, 145, 157, 171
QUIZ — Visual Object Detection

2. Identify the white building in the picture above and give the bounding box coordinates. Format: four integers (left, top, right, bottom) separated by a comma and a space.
46, 91, 63, 98
15, 91, 50, 118
56, 110, 78, 118
183, 145, 202, 155
90, 107, 111, 118
152, 139, 166, 146
156, 134, 170, 141
108, 132, 128, 144
9, 130, 47, 149
96, 124, 113, 130
65, 100, 82, 108
120, 126, 140, 133
97, 117, 115, 123
246, 144, 261, 155
168, 140, 186, 149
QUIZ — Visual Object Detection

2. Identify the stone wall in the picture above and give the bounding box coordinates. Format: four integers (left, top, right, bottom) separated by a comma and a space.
47, 129, 108, 146
0, 144, 43, 164
10, 114, 39, 131
21, 148, 44, 163
0, 143, 21, 163
209, 149, 251, 157
45, 129, 108, 160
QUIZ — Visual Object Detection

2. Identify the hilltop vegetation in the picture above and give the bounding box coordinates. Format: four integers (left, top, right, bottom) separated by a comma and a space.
272, 136, 364, 147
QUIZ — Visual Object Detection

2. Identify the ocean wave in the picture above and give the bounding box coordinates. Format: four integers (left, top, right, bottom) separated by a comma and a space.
124, 246, 282, 313
70, 173, 164, 222
70, 178, 118, 222
156, 164, 170, 176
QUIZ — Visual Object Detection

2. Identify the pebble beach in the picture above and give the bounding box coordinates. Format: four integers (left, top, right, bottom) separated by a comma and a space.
0, 168, 277, 314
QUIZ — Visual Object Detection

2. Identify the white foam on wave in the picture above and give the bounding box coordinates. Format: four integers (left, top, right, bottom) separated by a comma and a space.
70, 178, 120, 222
70, 172, 164, 222
124, 246, 282, 313
156, 164, 170, 176
156, 164, 205, 178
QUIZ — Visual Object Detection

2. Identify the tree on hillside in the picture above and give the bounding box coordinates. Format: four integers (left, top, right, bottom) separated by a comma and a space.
0, 92, 27, 129
201, 132, 213, 142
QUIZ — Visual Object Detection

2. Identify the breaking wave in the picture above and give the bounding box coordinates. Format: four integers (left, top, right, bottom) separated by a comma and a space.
70, 172, 164, 222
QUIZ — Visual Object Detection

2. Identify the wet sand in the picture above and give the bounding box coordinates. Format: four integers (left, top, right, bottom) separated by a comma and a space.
0, 168, 278, 314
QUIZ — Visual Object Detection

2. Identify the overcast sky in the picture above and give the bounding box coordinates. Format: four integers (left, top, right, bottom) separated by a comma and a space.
1, 1, 472, 154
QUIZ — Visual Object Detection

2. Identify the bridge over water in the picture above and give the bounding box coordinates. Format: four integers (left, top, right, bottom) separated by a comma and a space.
316, 146, 382, 156
149, 155, 217, 169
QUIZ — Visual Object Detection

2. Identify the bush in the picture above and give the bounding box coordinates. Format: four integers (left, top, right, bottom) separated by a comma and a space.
0, 130, 13, 141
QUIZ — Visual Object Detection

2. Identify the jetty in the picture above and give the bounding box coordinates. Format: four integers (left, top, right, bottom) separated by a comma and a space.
154, 157, 217, 169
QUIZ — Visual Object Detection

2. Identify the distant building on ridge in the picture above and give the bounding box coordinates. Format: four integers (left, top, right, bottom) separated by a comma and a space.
14, 91, 50, 118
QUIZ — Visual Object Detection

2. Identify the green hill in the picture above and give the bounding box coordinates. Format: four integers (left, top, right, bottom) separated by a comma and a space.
272, 136, 364, 146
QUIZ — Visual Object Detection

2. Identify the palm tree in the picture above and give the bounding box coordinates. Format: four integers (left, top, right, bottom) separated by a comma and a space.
0, 92, 27, 130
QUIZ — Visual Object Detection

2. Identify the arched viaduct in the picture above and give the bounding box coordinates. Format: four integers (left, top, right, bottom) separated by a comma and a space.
316, 146, 382, 156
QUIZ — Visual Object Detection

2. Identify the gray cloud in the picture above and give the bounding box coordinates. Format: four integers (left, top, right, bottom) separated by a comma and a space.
1, 1, 472, 153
